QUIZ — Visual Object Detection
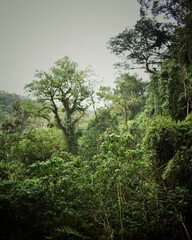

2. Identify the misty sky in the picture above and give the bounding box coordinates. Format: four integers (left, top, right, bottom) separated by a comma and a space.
0, 0, 147, 95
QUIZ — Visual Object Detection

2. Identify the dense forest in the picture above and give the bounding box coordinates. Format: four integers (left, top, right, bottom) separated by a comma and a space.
0, 1, 192, 239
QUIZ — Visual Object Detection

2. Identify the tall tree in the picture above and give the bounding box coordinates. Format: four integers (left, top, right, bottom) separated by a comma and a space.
113, 73, 146, 127
138, 0, 192, 116
138, 0, 192, 69
25, 57, 91, 154
108, 17, 174, 74
138, 0, 192, 25
145, 59, 189, 120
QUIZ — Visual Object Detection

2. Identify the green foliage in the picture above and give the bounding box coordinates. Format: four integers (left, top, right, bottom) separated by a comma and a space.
25, 56, 92, 154
139, 1, 192, 119
143, 116, 192, 186
145, 60, 190, 120
1, 4, 192, 238
0, 153, 97, 239
97, 86, 113, 108
143, 116, 179, 173
79, 133, 157, 239
108, 17, 174, 73
2, 100, 30, 134
0, 90, 23, 118
78, 109, 118, 160
0, 128, 65, 171
56, 225, 90, 239
113, 73, 146, 125
139, 0, 192, 26
21, 98, 51, 125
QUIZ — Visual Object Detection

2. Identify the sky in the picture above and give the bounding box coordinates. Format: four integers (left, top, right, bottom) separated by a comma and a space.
0, 0, 148, 96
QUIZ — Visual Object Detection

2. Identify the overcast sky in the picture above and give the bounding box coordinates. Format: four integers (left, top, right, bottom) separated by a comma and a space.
0, 0, 147, 95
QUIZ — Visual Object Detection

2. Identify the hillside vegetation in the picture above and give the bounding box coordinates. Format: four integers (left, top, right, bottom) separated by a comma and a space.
0, 1, 192, 240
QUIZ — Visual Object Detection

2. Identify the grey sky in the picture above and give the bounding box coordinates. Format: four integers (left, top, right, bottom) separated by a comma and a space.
0, 0, 146, 95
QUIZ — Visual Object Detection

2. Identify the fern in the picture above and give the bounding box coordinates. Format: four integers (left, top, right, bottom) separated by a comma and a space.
56, 225, 90, 239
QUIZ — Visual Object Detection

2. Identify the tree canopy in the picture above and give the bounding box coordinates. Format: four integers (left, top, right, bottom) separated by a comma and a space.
108, 17, 174, 73
25, 56, 91, 153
